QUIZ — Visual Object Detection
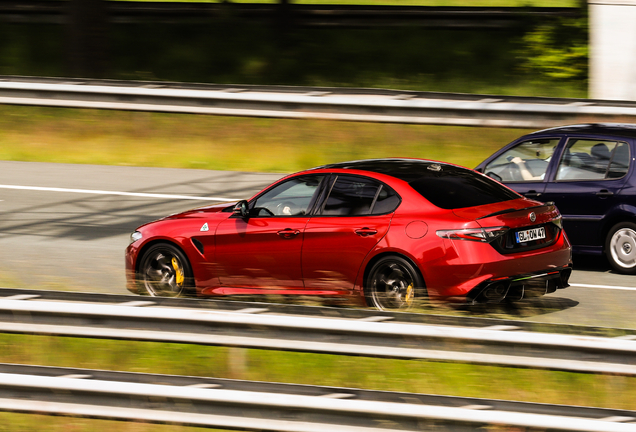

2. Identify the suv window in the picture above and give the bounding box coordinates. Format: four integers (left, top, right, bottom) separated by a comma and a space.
484, 138, 559, 183
250, 175, 325, 217
556, 139, 631, 181
321, 175, 399, 216
608, 143, 631, 178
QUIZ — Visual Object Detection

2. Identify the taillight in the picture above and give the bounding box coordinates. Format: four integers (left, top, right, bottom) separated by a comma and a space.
551, 215, 563, 229
436, 227, 509, 243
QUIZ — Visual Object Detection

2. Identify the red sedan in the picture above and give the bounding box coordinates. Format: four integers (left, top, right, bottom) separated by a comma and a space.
125, 159, 572, 310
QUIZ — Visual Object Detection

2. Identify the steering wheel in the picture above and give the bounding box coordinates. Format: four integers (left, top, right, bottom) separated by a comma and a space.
505, 163, 523, 181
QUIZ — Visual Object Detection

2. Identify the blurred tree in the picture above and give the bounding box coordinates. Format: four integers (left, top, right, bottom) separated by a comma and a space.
66, 0, 109, 78
518, 1, 588, 82
275, 0, 294, 48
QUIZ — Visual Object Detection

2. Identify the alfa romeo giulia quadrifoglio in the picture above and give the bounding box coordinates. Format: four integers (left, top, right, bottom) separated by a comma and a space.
125, 159, 572, 310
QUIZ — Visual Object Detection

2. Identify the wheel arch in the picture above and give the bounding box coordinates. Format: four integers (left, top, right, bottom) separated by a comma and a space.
134, 239, 197, 296
362, 251, 426, 295
603, 219, 636, 274
135, 238, 192, 275
600, 206, 636, 252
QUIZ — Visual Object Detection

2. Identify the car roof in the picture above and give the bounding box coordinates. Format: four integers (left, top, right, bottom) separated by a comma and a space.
528, 123, 636, 139
314, 158, 465, 183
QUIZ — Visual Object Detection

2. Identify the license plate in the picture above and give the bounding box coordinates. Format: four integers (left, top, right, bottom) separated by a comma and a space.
515, 227, 545, 243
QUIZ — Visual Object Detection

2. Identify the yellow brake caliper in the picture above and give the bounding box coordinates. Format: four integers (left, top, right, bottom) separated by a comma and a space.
172, 257, 184, 285
405, 283, 414, 304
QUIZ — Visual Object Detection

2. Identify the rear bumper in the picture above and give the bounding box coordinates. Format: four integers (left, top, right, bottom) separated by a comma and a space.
423, 222, 572, 302
465, 265, 572, 304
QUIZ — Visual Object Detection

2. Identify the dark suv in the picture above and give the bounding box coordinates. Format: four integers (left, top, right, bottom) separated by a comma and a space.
475, 124, 636, 274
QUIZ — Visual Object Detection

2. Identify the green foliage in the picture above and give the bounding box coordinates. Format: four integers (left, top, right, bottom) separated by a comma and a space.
0, 16, 587, 98
519, 14, 588, 82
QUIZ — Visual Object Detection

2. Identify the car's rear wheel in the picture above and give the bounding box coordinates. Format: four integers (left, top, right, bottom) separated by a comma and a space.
137, 243, 192, 297
606, 222, 636, 275
365, 256, 425, 311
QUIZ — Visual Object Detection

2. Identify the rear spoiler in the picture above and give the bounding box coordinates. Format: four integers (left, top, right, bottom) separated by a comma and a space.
476, 202, 555, 220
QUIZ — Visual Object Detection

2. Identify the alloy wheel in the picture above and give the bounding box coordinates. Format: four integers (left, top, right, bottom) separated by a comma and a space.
139, 244, 190, 297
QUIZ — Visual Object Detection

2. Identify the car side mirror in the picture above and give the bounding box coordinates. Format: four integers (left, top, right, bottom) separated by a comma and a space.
233, 200, 249, 219
486, 172, 502, 182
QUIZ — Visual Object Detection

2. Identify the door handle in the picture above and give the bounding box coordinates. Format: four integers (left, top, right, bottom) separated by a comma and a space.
524, 190, 542, 198
355, 228, 378, 237
277, 229, 300, 239
596, 189, 614, 198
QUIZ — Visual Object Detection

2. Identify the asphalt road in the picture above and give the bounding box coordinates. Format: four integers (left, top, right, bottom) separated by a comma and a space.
1, 161, 634, 328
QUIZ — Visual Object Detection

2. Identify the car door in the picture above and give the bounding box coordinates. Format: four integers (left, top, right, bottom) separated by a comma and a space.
479, 137, 563, 200
302, 174, 400, 292
540, 138, 632, 248
214, 174, 325, 289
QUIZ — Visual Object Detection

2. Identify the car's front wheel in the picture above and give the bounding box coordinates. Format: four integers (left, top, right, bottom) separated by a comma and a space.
137, 243, 192, 297
365, 256, 425, 311
606, 222, 636, 275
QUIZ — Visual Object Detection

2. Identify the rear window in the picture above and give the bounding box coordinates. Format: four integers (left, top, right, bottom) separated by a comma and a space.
409, 165, 520, 209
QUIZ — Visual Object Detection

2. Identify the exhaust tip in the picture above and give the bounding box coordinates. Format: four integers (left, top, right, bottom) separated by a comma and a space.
470, 281, 510, 304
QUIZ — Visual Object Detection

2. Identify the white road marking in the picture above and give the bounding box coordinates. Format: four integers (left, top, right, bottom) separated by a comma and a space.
0, 184, 238, 202
570, 283, 636, 291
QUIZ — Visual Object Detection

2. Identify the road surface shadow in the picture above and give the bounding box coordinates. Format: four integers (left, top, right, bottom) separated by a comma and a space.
572, 253, 613, 273
0, 171, 276, 241
456, 296, 579, 319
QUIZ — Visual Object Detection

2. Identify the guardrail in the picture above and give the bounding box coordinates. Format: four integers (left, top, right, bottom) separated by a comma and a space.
0, 287, 631, 337
2, 292, 636, 376
0, 363, 634, 432
2, 76, 636, 128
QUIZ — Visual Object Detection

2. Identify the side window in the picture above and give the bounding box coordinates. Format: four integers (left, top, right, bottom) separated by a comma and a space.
556, 139, 630, 181
321, 175, 399, 216
608, 143, 631, 179
484, 138, 559, 182
371, 185, 400, 215
250, 175, 324, 217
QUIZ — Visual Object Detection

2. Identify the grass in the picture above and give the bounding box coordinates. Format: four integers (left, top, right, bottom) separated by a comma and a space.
0, 105, 528, 172
0, 414, 210, 432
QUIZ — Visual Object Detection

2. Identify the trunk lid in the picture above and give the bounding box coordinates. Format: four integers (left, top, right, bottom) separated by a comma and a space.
454, 198, 563, 254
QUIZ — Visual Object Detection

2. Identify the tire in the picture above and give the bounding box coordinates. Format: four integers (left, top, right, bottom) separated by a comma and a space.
605, 222, 636, 275
365, 256, 425, 311
137, 243, 193, 297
